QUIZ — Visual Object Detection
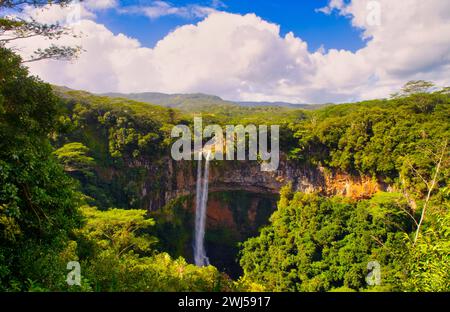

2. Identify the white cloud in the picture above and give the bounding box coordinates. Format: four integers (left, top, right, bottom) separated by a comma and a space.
119, 1, 217, 20
11, 0, 116, 27
315, 0, 345, 15
11, 0, 450, 104
84, 0, 118, 10
331, 0, 450, 98
21, 3, 96, 24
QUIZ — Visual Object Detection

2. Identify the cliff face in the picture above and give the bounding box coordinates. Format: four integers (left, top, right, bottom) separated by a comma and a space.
95, 155, 385, 277
128, 154, 384, 212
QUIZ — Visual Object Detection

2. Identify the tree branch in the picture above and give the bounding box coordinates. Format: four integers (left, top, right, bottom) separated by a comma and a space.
413, 139, 448, 244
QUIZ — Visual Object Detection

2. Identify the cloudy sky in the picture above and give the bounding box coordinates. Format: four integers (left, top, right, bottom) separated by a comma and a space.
6, 0, 450, 104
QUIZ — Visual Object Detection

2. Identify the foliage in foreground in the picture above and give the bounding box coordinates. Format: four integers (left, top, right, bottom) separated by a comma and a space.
239, 187, 449, 292
70, 206, 233, 292
0, 47, 82, 291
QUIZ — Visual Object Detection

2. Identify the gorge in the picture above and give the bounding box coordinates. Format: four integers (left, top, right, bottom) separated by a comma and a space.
48, 87, 449, 287
1, 0, 449, 293
89, 152, 384, 277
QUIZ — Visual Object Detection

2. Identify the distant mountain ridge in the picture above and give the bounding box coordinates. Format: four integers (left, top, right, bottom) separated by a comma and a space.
237, 101, 326, 109
101, 92, 234, 112
101, 91, 325, 111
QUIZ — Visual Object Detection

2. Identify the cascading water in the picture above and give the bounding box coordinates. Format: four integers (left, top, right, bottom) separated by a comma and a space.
194, 151, 211, 267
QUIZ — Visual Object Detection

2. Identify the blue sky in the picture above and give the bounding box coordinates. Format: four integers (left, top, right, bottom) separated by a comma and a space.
95, 0, 366, 53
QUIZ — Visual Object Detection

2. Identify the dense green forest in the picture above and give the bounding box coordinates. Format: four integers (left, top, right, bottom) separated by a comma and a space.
0, 45, 449, 292
0, 47, 232, 291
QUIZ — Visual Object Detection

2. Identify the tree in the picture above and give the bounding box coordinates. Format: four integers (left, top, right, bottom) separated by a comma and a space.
403, 210, 450, 291
401, 80, 436, 96
54, 142, 95, 172
76, 206, 233, 292
0, 1, 72, 7
400, 139, 449, 244
0, 46, 82, 291
78, 206, 157, 258
239, 188, 412, 292
0, 0, 82, 63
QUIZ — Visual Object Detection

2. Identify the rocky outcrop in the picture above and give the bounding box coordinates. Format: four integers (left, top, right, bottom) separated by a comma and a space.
129, 154, 385, 211
118, 154, 386, 277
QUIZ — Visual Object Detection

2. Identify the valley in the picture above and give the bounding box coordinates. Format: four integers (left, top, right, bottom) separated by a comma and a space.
1, 47, 448, 291
1, 0, 449, 297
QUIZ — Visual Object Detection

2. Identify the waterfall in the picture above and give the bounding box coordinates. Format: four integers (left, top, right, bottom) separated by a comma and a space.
194, 151, 211, 267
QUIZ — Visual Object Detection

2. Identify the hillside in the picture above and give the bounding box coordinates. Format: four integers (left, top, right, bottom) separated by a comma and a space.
101, 91, 325, 111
